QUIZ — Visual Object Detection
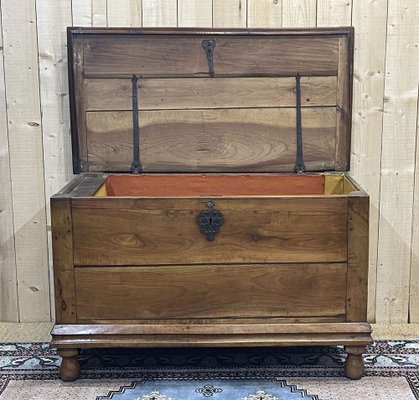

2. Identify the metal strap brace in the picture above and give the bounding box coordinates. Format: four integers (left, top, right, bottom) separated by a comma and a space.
294, 72, 306, 174
131, 74, 142, 173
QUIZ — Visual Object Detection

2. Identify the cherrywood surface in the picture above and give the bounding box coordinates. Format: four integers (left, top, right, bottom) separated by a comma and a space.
77, 316, 347, 324
58, 349, 80, 382
74, 263, 347, 320
70, 27, 354, 35
347, 194, 369, 321
335, 35, 353, 170
52, 322, 373, 336
67, 28, 353, 173
85, 76, 337, 111
83, 35, 339, 77
85, 107, 337, 172
50, 198, 76, 323
68, 174, 106, 197
345, 345, 366, 380
72, 193, 353, 209
52, 320, 372, 381
51, 321, 373, 348
72, 197, 348, 265
70, 36, 88, 172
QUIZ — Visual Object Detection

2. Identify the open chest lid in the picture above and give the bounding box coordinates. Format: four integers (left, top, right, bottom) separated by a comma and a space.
68, 27, 353, 174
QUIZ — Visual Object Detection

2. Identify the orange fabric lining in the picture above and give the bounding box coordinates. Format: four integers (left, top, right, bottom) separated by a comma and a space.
105, 174, 325, 197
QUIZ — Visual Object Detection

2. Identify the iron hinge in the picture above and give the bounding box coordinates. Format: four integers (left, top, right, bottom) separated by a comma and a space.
202, 39, 216, 78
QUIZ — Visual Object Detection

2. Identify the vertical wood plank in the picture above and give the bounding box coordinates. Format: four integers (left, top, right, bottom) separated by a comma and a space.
142, 0, 177, 27
0, 2, 18, 322
36, 0, 73, 321
107, 0, 142, 27
409, 86, 419, 321
178, 0, 212, 27
317, 0, 351, 26
2, 0, 50, 321
51, 198, 76, 323
347, 196, 369, 322
248, 0, 282, 28
350, 0, 388, 323
282, 0, 317, 27
376, 0, 419, 323
335, 35, 352, 171
37, 0, 73, 208
92, 0, 107, 26
213, 0, 247, 28
71, 0, 92, 26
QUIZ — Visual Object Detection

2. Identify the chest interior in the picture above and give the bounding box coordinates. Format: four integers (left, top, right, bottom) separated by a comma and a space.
94, 173, 358, 197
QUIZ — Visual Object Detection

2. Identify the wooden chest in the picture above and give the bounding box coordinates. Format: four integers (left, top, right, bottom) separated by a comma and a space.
51, 27, 372, 381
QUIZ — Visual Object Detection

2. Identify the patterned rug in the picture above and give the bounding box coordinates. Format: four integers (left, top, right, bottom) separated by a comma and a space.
1, 341, 419, 399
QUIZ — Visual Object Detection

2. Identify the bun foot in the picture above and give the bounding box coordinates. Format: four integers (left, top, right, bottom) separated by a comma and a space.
344, 345, 365, 380
59, 349, 80, 382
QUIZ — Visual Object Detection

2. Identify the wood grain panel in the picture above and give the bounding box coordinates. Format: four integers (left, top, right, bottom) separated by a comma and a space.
0, 6, 18, 321
75, 264, 348, 320
213, 0, 246, 28
79, 317, 347, 324
376, 0, 419, 323
52, 322, 372, 348
84, 36, 208, 77
142, 0, 177, 27
72, 196, 348, 211
347, 195, 369, 321
410, 87, 419, 322
37, 0, 73, 200
85, 76, 338, 111
37, 0, 73, 320
92, 0, 107, 27
83, 35, 339, 77
282, 0, 317, 27
178, 0, 212, 27
335, 34, 352, 170
351, 0, 388, 322
107, 0, 142, 27
51, 198, 76, 323
72, 197, 348, 265
2, 0, 50, 322
72, 37, 89, 173
214, 36, 338, 76
248, 0, 282, 28
85, 107, 337, 172
317, 0, 352, 26
71, 0, 92, 26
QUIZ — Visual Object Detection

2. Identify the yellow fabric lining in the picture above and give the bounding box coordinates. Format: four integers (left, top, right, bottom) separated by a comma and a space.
94, 184, 107, 196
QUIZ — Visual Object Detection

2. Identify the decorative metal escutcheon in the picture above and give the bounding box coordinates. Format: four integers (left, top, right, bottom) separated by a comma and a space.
197, 201, 224, 241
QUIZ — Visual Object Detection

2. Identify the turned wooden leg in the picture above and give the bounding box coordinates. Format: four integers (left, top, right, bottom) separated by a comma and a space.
59, 349, 80, 382
345, 345, 365, 380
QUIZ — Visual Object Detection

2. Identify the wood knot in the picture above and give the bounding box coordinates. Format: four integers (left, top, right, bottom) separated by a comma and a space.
251, 232, 262, 241
112, 233, 145, 248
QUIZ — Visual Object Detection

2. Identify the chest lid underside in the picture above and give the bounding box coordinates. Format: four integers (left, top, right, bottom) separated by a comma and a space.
68, 27, 353, 174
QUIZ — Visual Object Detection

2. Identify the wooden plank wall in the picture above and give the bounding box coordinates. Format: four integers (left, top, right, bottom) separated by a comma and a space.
0, 0, 418, 323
